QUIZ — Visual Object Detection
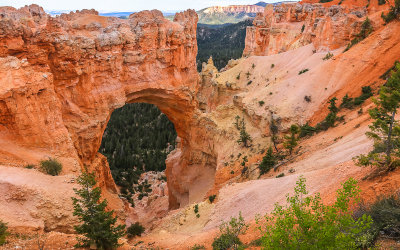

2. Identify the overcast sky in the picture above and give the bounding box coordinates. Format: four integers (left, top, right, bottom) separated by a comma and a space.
0, 0, 278, 12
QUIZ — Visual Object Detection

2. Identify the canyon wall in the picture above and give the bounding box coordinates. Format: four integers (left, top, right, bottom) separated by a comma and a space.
243, 3, 369, 56
0, 4, 208, 213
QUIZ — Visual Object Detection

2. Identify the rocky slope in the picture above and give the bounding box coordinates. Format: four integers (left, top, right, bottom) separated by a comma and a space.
0, 1, 400, 249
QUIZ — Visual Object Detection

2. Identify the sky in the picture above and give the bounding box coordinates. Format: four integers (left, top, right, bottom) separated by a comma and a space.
0, 0, 275, 12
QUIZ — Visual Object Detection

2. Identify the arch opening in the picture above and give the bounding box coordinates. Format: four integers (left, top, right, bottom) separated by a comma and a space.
99, 103, 177, 208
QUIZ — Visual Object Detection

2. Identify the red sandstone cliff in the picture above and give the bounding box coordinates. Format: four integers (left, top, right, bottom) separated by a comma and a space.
0, 4, 201, 219
242, 2, 389, 56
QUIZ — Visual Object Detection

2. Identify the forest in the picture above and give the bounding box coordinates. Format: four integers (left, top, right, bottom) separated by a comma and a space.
196, 19, 252, 71
99, 103, 176, 199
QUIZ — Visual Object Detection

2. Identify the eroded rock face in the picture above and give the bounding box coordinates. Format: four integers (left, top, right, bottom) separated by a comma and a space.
0, 5, 205, 213
243, 3, 368, 56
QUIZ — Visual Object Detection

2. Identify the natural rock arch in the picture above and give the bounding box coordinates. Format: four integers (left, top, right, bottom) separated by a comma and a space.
0, 5, 216, 210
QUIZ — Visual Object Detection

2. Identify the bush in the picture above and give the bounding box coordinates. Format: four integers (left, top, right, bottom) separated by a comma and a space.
209, 195, 217, 203
341, 86, 373, 109
258, 100, 265, 106
322, 52, 334, 60
298, 69, 309, 75
191, 244, 206, 250
299, 123, 316, 138
127, 222, 145, 238
301, 24, 305, 33
25, 164, 35, 169
212, 212, 248, 250
271, 64, 275, 68
340, 94, 354, 109
276, 173, 285, 178
40, 158, 62, 176
258, 177, 372, 249
0, 220, 8, 246
354, 193, 400, 248
259, 147, 276, 175
304, 95, 312, 102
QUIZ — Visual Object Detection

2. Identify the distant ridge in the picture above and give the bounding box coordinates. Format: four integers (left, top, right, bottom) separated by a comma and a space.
254, 2, 268, 7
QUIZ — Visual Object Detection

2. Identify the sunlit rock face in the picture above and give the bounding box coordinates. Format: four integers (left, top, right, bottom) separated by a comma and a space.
243, 3, 369, 56
0, 4, 213, 211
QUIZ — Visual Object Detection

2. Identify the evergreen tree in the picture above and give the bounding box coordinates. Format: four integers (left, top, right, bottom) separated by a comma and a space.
237, 119, 252, 147
72, 170, 126, 249
270, 115, 279, 152
355, 63, 400, 170
259, 147, 276, 175
283, 125, 300, 155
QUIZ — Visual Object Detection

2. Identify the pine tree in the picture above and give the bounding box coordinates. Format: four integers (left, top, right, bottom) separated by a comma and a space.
355, 63, 400, 171
72, 170, 126, 249
270, 115, 279, 152
237, 118, 252, 147
283, 125, 300, 155
259, 147, 277, 175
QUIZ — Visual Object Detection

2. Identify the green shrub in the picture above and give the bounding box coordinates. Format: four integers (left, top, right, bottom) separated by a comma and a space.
191, 244, 206, 250
212, 212, 248, 250
322, 52, 334, 60
301, 24, 305, 33
298, 69, 309, 75
127, 222, 145, 238
378, 0, 386, 5
209, 195, 217, 203
381, 0, 400, 23
353, 193, 400, 248
304, 95, 312, 102
299, 123, 316, 138
25, 164, 35, 169
341, 86, 373, 109
0, 220, 8, 246
40, 158, 62, 176
340, 94, 354, 109
258, 100, 265, 106
258, 177, 372, 249
247, 81, 252, 85
194, 204, 199, 214
276, 173, 285, 178
236, 73, 241, 80
259, 147, 276, 175
271, 64, 275, 68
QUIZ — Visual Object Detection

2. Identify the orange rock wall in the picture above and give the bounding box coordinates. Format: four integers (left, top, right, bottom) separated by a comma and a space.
243, 3, 370, 56
0, 5, 205, 210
